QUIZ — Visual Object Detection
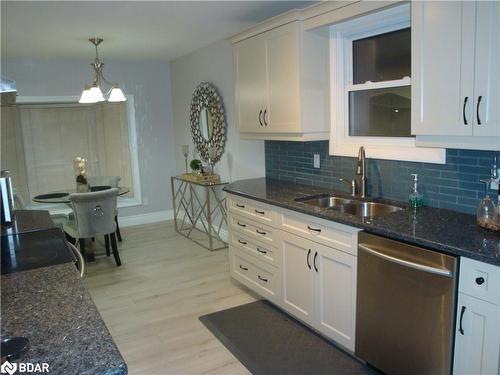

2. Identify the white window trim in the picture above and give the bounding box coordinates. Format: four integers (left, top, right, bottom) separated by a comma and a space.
16, 95, 142, 212
328, 4, 446, 164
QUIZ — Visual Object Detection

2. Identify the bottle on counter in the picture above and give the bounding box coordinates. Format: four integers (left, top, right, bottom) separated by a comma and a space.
409, 173, 423, 209
477, 179, 497, 230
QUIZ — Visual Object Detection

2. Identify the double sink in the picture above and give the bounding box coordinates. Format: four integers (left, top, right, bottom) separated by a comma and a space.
295, 194, 404, 219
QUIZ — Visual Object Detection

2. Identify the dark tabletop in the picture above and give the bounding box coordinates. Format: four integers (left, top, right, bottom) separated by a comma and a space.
223, 178, 500, 267
32, 187, 130, 204
1, 263, 127, 375
1, 210, 58, 237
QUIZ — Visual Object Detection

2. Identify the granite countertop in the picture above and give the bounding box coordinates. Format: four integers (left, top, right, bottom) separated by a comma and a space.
223, 178, 500, 267
1, 263, 127, 375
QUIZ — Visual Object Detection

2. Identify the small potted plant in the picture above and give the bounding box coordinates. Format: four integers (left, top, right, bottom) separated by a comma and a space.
190, 159, 203, 174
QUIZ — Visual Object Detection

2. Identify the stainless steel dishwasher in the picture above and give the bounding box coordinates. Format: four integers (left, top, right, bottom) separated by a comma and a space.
355, 232, 457, 375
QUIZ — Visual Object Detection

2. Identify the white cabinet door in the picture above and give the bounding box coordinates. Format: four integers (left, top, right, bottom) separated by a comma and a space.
280, 232, 315, 325
411, 1, 476, 136
234, 35, 268, 133
314, 245, 357, 351
473, 1, 500, 137
453, 293, 500, 375
265, 22, 301, 133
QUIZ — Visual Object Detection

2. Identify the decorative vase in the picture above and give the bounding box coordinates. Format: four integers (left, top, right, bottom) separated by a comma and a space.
74, 157, 89, 192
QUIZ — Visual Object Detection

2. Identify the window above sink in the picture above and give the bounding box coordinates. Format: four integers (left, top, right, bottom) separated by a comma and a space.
328, 3, 445, 164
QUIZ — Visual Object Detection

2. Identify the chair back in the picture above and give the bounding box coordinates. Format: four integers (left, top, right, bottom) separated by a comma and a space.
88, 176, 121, 188
69, 188, 118, 238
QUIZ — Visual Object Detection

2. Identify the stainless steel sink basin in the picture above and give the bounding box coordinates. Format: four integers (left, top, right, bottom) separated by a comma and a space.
341, 201, 403, 218
295, 194, 403, 218
296, 194, 354, 209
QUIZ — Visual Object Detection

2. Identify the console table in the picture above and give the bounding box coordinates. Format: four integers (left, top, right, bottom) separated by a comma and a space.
170, 176, 228, 251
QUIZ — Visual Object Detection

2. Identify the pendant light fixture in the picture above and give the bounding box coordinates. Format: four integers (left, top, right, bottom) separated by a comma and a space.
79, 37, 126, 104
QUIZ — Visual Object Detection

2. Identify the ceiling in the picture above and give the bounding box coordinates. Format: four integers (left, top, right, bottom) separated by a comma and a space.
1, 1, 313, 62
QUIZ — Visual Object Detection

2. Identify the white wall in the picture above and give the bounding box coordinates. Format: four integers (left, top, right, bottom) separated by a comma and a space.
170, 39, 265, 181
1, 58, 176, 218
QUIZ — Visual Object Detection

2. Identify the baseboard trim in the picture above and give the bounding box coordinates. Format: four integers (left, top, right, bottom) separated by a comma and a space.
119, 209, 174, 228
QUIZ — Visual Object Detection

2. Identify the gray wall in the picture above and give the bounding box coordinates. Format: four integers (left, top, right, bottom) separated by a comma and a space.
1, 58, 176, 217
170, 39, 265, 181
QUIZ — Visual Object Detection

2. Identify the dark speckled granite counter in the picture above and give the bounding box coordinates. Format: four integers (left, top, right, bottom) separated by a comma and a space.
223, 178, 500, 267
1, 263, 127, 375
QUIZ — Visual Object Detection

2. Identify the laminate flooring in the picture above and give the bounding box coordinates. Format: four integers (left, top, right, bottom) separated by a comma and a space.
84, 221, 256, 375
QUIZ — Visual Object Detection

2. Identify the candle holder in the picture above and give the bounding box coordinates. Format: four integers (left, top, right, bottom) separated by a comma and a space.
181, 145, 189, 173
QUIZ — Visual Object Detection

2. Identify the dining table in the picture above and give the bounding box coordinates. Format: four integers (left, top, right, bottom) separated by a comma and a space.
32, 185, 129, 262
32, 186, 130, 204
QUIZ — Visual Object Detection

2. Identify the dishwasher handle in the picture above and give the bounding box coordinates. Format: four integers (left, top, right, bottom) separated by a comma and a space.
359, 244, 453, 277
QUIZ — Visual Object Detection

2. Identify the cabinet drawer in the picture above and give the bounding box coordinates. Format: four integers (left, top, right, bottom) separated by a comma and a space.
230, 229, 277, 267
230, 247, 278, 302
227, 194, 278, 227
459, 257, 500, 306
280, 211, 359, 255
228, 213, 276, 247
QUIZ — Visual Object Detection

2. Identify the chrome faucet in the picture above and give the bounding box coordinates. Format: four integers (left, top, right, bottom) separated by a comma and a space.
356, 146, 367, 198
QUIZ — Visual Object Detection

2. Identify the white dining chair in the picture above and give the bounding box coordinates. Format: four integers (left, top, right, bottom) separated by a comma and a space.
64, 188, 121, 266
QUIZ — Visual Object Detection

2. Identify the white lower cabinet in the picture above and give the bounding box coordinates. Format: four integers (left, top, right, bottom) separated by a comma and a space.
279, 230, 357, 351
453, 258, 500, 375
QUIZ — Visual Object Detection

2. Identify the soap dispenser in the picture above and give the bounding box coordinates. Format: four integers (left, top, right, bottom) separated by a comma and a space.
409, 174, 423, 208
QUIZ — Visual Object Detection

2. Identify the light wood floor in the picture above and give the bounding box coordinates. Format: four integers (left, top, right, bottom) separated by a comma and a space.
84, 221, 256, 375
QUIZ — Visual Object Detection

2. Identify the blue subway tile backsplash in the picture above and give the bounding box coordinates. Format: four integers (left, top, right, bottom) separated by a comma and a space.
265, 141, 499, 215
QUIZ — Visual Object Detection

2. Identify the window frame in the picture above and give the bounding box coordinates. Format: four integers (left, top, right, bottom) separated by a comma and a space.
329, 4, 446, 164
15, 95, 143, 214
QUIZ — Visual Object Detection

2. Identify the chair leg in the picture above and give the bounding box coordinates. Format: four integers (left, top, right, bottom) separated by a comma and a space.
104, 235, 110, 257
78, 238, 87, 262
115, 215, 122, 242
110, 233, 121, 267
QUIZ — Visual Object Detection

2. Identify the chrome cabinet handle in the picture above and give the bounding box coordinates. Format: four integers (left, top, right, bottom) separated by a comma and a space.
237, 221, 246, 227
259, 110, 263, 126
313, 251, 318, 272
476, 96, 482, 125
463, 96, 469, 125
307, 225, 321, 233
258, 275, 268, 283
359, 244, 453, 277
238, 239, 247, 245
257, 248, 267, 255
255, 209, 265, 215
263, 109, 268, 126
459, 306, 466, 335
256, 229, 266, 235
236, 203, 245, 208
306, 249, 311, 270
239, 265, 248, 271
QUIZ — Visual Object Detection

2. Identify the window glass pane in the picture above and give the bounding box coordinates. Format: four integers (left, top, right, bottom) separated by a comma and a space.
349, 86, 412, 137
353, 28, 411, 84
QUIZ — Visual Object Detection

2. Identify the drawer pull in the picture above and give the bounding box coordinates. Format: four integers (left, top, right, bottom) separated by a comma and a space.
256, 229, 266, 235
475, 277, 485, 285
459, 305, 466, 335
239, 265, 248, 271
236, 203, 245, 208
258, 275, 268, 283
307, 225, 322, 233
257, 248, 267, 255
238, 239, 247, 245
255, 209, 265, 215
237, 222, 247, 228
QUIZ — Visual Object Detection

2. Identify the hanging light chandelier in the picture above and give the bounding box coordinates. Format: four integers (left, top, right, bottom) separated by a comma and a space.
79, 37, 126, 104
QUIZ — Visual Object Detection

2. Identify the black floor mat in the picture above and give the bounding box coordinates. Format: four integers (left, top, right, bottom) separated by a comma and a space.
199, 300, 379, 375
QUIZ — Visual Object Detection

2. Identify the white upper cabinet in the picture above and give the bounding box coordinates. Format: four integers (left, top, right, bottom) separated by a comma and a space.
473, 1, 500, 137
233, 21, 330, 141
412, 0, 500, 149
